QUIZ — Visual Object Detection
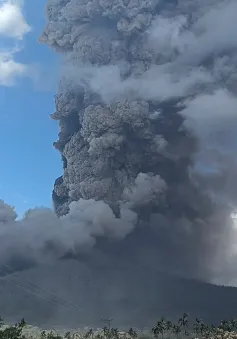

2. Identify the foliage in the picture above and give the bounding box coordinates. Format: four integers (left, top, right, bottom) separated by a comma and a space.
2, 314, 237, 339
151, 313, 237, 339
0, 318, 26, 339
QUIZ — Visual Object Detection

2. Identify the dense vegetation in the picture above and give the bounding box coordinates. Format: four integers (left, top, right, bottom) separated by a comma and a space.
2, 314, 237, 339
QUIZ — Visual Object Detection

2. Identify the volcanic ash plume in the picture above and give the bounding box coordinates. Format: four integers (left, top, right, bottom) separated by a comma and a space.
1, 0, 237, 287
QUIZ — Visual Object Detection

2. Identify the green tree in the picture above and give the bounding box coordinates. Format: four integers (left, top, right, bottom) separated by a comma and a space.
85, 329, 94, 339
0, 318, 27, 339
193, 318, 203, 337
152, 317, 167, 339
172, 325, 182, 339
230, 319, 237, 331
178, 313, 189, 336
128, 328, 137, 339
65, 332, 71, 339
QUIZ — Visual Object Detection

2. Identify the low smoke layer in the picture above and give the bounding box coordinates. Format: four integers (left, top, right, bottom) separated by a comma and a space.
1, 0, 237, 299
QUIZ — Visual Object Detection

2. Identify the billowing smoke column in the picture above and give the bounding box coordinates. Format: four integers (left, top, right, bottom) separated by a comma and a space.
40, 0, 237, 282
1, 0, 237, 288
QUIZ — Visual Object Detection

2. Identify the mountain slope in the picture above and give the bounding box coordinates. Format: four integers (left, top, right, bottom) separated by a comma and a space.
0, 260, 237, 329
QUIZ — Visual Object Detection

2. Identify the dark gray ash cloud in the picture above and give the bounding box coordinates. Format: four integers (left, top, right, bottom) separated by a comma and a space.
1, 2, 237, 322
40, 0, 237, 284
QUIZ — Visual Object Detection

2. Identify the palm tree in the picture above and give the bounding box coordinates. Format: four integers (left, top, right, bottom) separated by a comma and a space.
152, 317, 167, 339
65, 332, 71, 339
172, 325, 182, 339
178, 313, 188, 328
209, 324, 218, 337
18, 319, 26, 329
193, 318, 203, 337
111, 328, 119, 339
230, 319, 237, 332
85, 329, 94, 339
178, 313, 189, 336
102, 327, 109, 337
199, 323, 211, 339
128, 328, 138, 338
219, 320, 231, 332
41, 331, 47, 339
166, 321, 173, 331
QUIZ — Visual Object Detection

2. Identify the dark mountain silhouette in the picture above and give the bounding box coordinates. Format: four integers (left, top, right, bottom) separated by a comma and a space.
0, 260, 237, 329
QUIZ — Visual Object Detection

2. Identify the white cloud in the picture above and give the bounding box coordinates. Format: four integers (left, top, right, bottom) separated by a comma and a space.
0, 50, 27, 85
0, 0, 31, 39
0, 0, 31, 86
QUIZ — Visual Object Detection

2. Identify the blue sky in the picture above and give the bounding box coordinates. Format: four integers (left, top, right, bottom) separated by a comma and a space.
0, 0, 62, 216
